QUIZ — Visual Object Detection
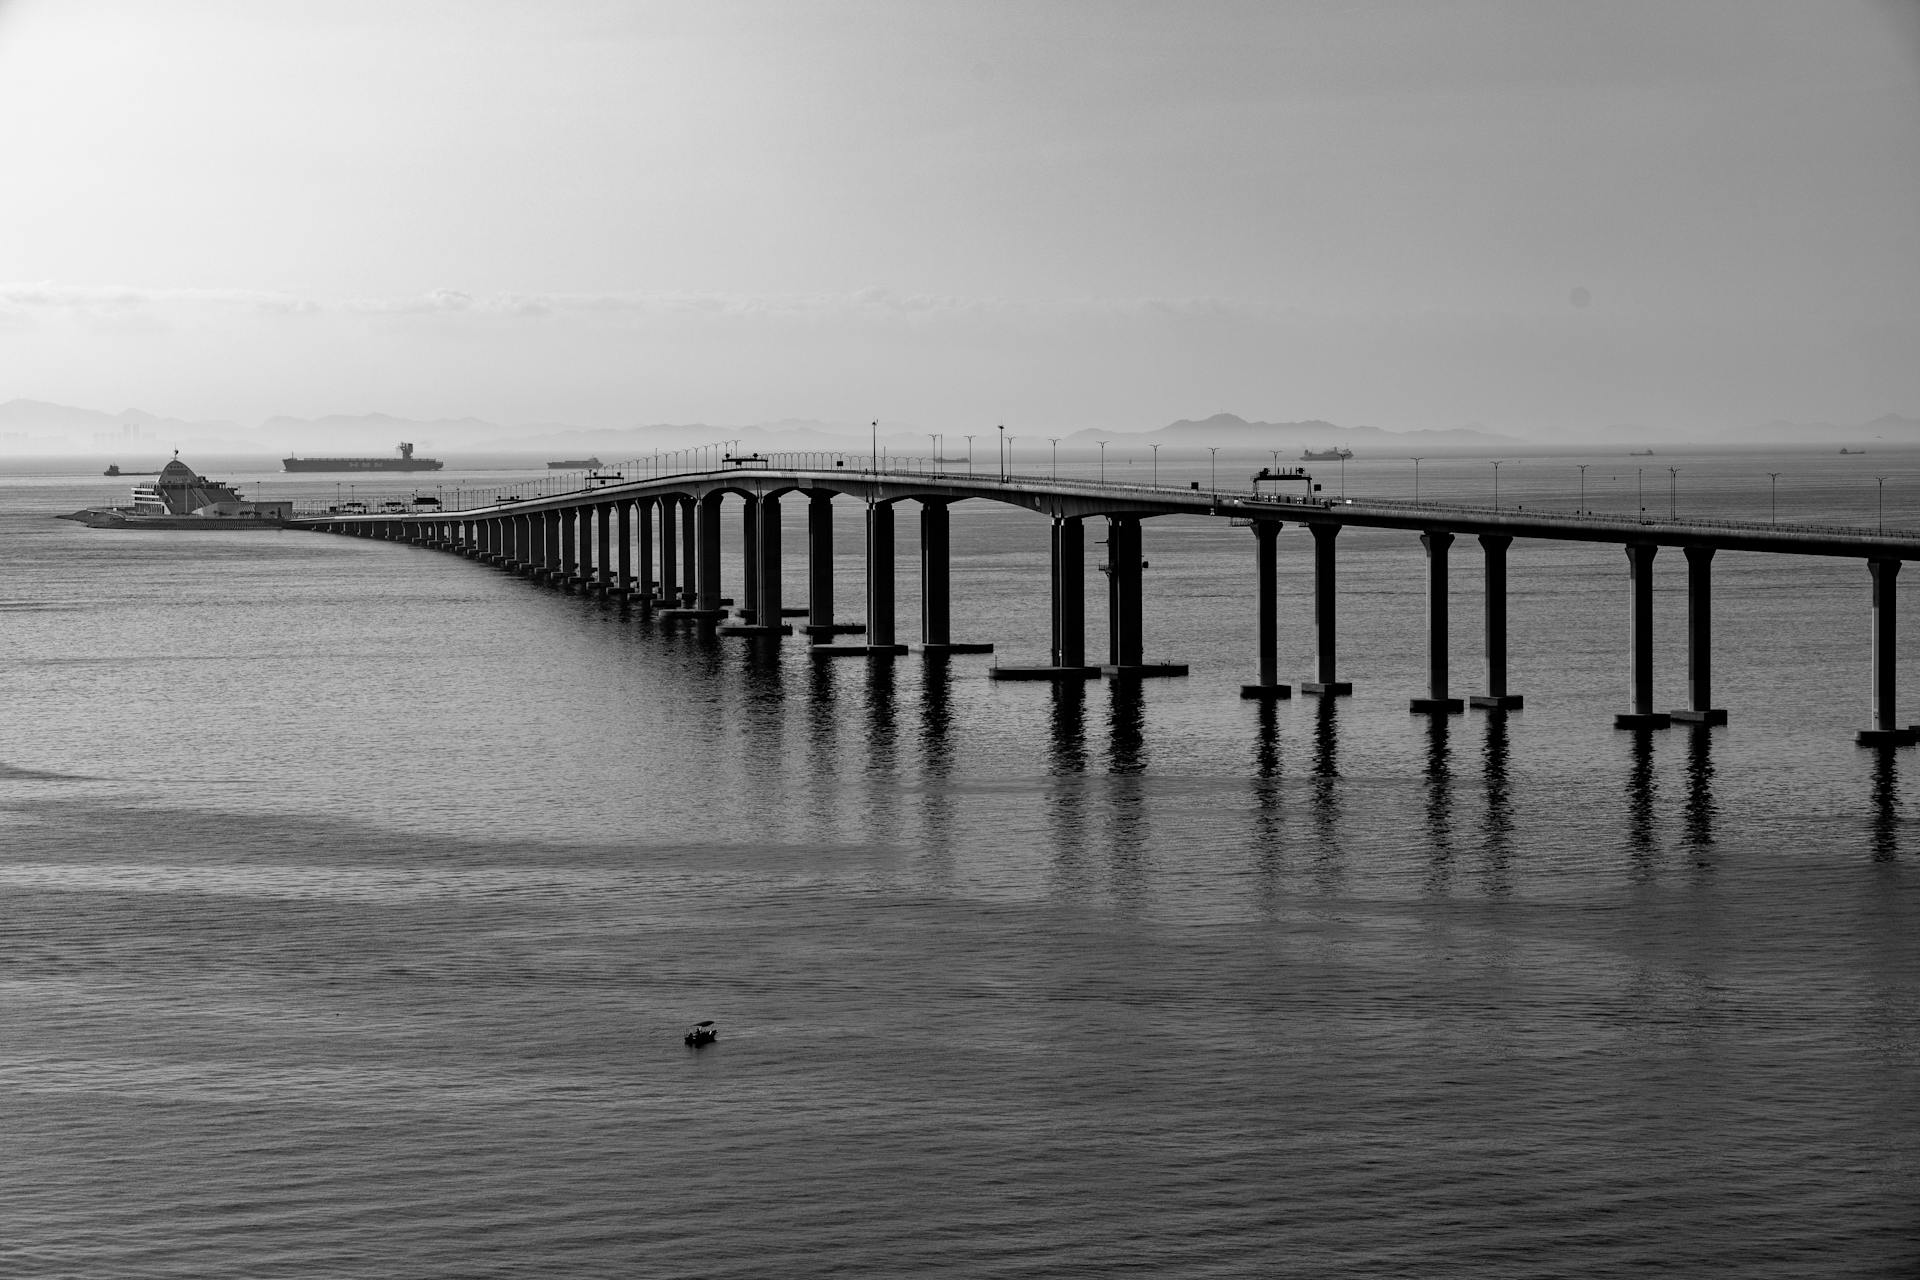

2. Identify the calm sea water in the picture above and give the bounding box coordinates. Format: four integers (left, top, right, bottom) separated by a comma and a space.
3, 449, 1918, 1277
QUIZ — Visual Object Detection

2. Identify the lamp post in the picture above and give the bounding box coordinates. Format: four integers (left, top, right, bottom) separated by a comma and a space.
1006, 434, 1014, 476
997, 424, 1006, 480
1637, 467, 1644, 522
930, 433, 940, 474
1876, 475, 1888, 533
1209, 446, 1218, 494
1491, 460, 1502, 509
965, 435, 975, 476
1097, 440, 1109, 484
1768, 472, 1780, 525
1150, 442, 1161, 486
1048, 437, 1059, 479
872, 420, 879, 474
1410, 456, 1423, 502
1668, 467, 1679, 520
1577, 463, 1589, 513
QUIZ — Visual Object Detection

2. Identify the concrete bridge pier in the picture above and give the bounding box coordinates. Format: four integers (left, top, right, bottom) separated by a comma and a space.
595, 502, 613, 594
1669, 545, 1726, 724
542, 510, 562, 582
614, 500, 632, 598
681, 498, 698, 607
738, 497, 760, 622
721, 494, 792, 637
1471, 535, 1524, 709
571, 507, 590, 590
992, 516, 1097, 680
661, 494, 726, 622
912, 499, 992, 655
1301, 522, 1352, 695
1101, 515, 1185, 677
1410, 530, 1464, 713
800, 492, 861, 636
814, 500, 908, 656
658, 498, 679, 604
635, 497, 654, 604
1240, 519, 1290, 699
1860, 558, 1916, 745
1614, 542, 1672, 729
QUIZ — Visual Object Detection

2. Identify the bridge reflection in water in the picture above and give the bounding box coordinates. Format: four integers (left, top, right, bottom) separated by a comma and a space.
296, 457, 1920, 748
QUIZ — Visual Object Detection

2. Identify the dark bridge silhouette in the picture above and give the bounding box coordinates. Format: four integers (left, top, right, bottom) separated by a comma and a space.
292, 455, 1920, 746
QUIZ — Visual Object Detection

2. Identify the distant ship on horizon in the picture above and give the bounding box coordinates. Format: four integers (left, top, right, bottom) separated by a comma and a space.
1300, 446, 1353, 461
283, 442, 444, 473
547, 457, 602, 470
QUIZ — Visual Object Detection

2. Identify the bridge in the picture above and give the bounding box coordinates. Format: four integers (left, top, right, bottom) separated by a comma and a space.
291, 454, 1920, 746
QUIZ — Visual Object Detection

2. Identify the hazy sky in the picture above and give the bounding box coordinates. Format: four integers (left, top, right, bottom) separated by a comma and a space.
1, 0, 1915, 435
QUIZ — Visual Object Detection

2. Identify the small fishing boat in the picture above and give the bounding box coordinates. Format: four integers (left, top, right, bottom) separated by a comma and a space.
684, 1020, 718, 1046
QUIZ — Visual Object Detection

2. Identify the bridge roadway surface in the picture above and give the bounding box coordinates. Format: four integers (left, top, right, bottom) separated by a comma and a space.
291, 463, 1920, 743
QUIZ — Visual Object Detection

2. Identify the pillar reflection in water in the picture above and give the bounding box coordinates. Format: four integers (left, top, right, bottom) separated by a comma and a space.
1479, 712, 1514, 898
1625, 730, 1660, 870
1047, 681, 1091, 897
863, 657, 903, 844
1683, 725, 1718, 854
1251, 700, 1285, 912
804, 655, 841, 840
1869, 746, 1901, 862
1423, 714, 1454, 894
1311, 696, 1342, 859
1106, 678, 1149, 904
917, 655, 957, 881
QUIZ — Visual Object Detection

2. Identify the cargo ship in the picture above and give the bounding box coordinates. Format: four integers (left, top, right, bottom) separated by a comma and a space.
282, 442, 444, 472
1300, 447, 1353, 461
548, 457, 602, 469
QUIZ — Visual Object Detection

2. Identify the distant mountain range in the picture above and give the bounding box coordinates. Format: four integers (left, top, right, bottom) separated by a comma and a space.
2, 397, 1915, 456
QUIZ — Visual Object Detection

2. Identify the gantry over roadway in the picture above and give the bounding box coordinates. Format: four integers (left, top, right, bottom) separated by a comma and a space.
291, 455, 1920, 745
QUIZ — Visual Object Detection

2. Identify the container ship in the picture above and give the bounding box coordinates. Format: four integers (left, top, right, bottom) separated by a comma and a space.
1300, 447, 1353, 461
283, 442, 444, 472
548, 457, 602, 469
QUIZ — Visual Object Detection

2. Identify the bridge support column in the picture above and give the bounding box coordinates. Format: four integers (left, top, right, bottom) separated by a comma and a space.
739, 497, 759, 621
1302, 523, 1351, 694
1411, 530, 1464, 713
1860, 559, 1915, 745
636, 498, 655, 604
913, 499, 992, 655
992, 516, 1095, 679
694, 493, 724, 613
544, 510, 562, 581
1614, 542, 1671, 729
720, 494, 792, 637
1101, 515, 1185, 678
801, 492, 859, 636
1670, 546, 1727, 724
659, 500, 679, 604
615, 500, 632, 598
866, 501, 905, 654
573, 507, 591, 589
1471, 535, 1523, 709
596, 502, 613, 593
681, 498, 698, 606
1241, 519, 1290, 699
